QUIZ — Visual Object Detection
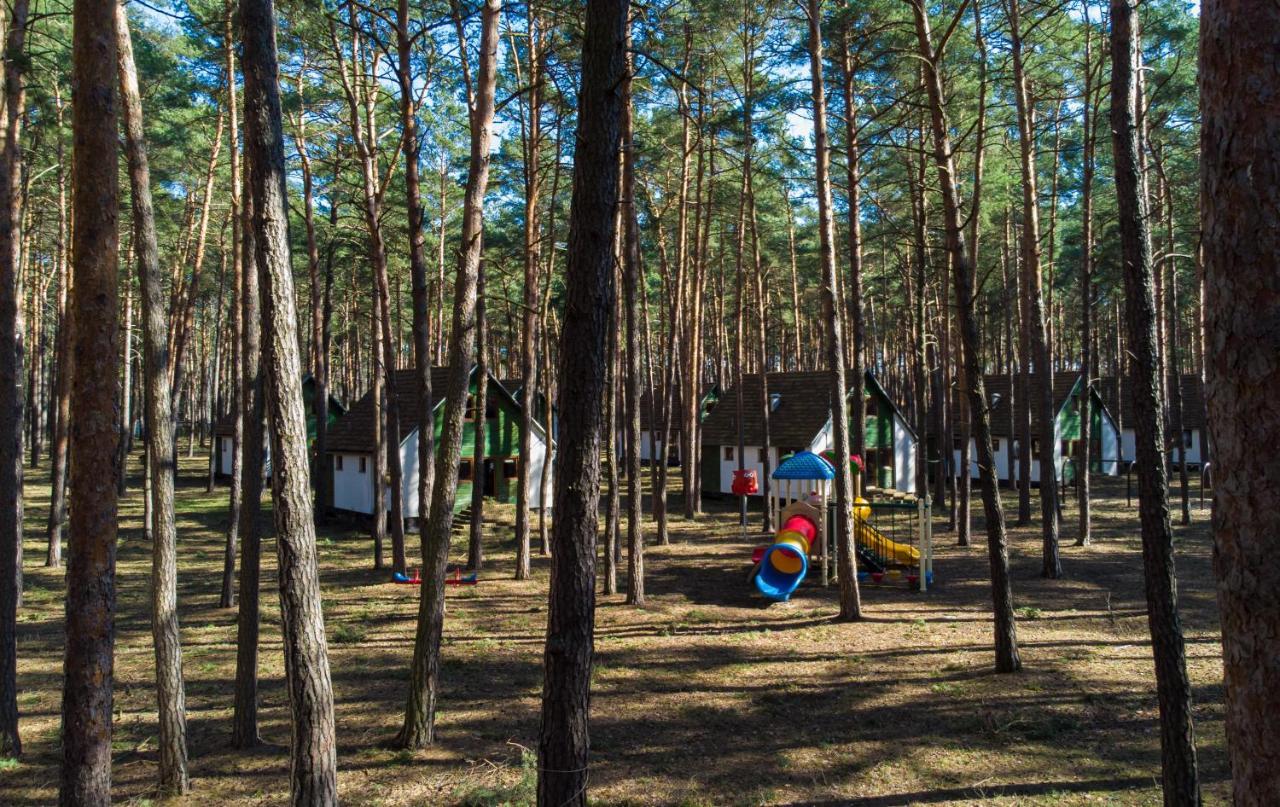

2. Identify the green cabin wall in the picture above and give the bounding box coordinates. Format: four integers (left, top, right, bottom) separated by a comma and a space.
426, 376, 527, 503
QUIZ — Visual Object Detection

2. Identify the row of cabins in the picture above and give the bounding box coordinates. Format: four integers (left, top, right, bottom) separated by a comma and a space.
213, 369, 1206, 518
939, 372, 1207, 484
215, 368, 555, 518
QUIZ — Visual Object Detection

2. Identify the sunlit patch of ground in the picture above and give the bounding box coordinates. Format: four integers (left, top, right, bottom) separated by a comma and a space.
2, 451, 1229, 805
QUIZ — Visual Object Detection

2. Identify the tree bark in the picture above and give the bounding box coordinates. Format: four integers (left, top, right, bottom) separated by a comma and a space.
0, 0, 28, 760
1077, 6, 1098, 547
621, 33, 645, 607
1111, 2, 1201, 801
910, 0, 1021, 671
806, 0, 861, 621
396, 0, 500, 750
514, 4, 542, 581
220, 0, 243, 610
241, 0, 340, 797
61, 0, 119, 798
116, 3, 190, 792
1007, 0, 1061, 577
536, 0, 626, 800
231, 107, 265, 752
468, 267, 487, 570
1199, 0, 1280, 801
45, 111, 70, 566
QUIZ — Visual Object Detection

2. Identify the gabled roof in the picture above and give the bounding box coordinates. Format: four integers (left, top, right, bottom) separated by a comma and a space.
638, 383, 720, 432
701, 371, 906, 448
1095, 374, 1205, 430
215, 374, 346, 435
324, 366, 546, 454
977, 372, 1082, 437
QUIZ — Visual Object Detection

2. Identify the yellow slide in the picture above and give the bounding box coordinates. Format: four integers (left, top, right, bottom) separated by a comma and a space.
855, 521, 919, 565
852, 498, 919, 565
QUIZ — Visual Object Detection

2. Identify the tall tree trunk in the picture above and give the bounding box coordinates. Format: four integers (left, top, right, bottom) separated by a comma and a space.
61, 0, 119, 798
621, 35, 645, 606
1077, 6, 1097, 547
240, 0, 340, 797
514, 4, 542, 581
231, 115, 265, 751
396, 0, 500, 750
1199, 0, 1280, 800
45, 109, 70, 566
536, 0, 626, 800
1111, 2, 1201, 800
397, 0, 436, 590
807, 0, 861, 621
0, 0, 28, 759
116, 4, 190, 792
1008, 0, 1061, 576
468, 268, 488, 570
840, 23, 866, 466
220, 1, 243, 610
910, 0, 1021, 671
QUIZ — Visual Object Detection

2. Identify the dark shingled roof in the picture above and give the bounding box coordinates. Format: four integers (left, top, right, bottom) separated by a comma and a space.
214, 375, 346, 436
701, 372, 845, 448
978, 372, 1082, 437
638, 383, 719, 432
325, 367, 459, 453
1095, 374, 1205, 430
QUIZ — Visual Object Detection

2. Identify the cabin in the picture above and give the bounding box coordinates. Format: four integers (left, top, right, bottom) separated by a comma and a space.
498, 376, 557, 439
637, 383, 721, 463
1096, 374, 1207, 469
964, 372, 1122, 485
324, 366, 554, 519
699, 371, 917, 497
213, 374, 346, 479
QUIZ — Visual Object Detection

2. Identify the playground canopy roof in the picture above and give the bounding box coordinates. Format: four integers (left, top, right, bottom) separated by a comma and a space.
772, 451, 835, 480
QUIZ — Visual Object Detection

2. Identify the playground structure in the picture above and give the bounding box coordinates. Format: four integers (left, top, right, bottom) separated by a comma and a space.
752, 451, 933, 601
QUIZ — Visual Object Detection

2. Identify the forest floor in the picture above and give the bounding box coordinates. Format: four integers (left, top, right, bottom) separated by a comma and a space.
3, 450, 1230, 806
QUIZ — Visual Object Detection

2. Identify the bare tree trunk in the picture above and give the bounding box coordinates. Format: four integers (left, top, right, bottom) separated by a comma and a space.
396, 0, 435, 590
910, 0, 1021, 671
396, 0, 500, 750
231, 114, 265, 752
116, 4, 190, 791
514, 5, 542, 581
536, 1, 626, 800
1008, 0, 1061, 576
468, 268, 488, 570
840, 24, 866, 467
1111, 2, 1201, 800
61, 0, 119, 797
46, 111, 70, 566
220, 1, 243, 610
1199, 1, 1279, 800
807, 0, 861, 621
1077, 6, 1097, 546
0, 0, 28, 760
241, 0, 340, 796
621, 35, 645, 606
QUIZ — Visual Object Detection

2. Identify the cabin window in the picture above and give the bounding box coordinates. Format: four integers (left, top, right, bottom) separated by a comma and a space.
503, 459, 518, 479
486, 398, 499, 420
992, 438, 1001, 452
464, 395, 478, 420
724, 446, 734, 461
335, 455, 343, 471
953, 437, 964, 452
1031, 439, 1041, 455
757, 448, 767, 462
358, 457, 367, 473
1183, 430, 1193, 448
459, 459, 473, 481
